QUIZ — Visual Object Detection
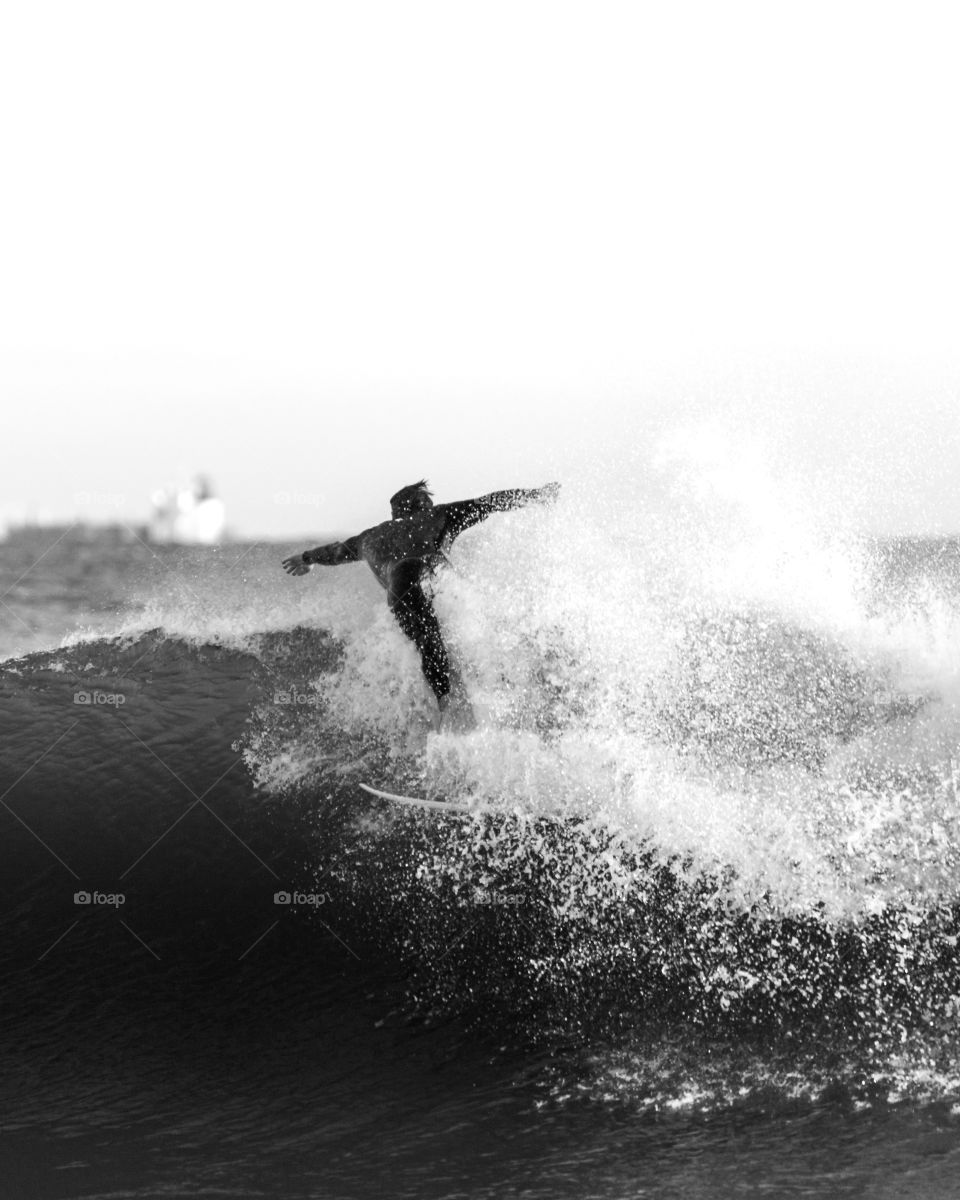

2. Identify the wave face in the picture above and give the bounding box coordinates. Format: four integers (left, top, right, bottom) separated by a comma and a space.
4, 436, 960, 1113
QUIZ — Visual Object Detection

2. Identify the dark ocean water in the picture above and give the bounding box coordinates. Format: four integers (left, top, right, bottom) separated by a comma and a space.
3, 505, 960, 1198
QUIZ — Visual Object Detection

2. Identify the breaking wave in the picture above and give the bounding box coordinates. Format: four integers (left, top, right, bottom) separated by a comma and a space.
5, 430, 960, 1110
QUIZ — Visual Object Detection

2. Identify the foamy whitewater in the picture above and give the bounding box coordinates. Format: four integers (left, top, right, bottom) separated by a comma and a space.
3, 433, 960, 1196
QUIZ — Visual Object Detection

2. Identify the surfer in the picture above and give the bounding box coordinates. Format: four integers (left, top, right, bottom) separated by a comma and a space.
282, 480, 560, 726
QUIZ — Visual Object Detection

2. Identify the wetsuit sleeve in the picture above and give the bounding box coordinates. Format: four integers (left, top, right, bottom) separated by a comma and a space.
302, 535, 361, 566
438, 484, 558, 540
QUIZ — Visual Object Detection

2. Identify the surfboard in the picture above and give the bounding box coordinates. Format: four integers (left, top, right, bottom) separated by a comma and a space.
359, 782, 482, 814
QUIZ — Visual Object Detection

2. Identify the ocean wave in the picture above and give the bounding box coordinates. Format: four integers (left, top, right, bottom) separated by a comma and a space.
5, 447, 960, 1106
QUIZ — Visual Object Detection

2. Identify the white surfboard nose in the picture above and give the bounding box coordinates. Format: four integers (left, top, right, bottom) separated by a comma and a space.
358, 782, 479, 814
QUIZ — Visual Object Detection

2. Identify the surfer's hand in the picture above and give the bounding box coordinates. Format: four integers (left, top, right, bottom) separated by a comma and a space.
538, 481, 561, 504
282, 554, 312, 576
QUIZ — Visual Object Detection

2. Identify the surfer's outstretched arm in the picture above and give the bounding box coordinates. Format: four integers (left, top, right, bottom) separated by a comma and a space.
282, 536, 361, 576
439, 482, 560, 540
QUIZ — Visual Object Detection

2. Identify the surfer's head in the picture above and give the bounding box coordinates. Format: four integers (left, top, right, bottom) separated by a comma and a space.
390, 480, 434, 519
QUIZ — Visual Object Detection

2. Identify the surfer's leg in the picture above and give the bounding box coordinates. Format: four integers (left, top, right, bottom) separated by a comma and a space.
389, 563, 452, 703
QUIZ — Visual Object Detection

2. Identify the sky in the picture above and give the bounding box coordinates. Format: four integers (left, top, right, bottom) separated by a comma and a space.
2, 1, 959, 538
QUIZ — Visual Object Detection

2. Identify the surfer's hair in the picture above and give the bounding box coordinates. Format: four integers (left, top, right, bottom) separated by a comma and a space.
390, 480, 434, 516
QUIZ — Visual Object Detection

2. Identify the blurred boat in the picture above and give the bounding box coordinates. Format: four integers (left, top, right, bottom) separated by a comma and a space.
149, 475, 226, 545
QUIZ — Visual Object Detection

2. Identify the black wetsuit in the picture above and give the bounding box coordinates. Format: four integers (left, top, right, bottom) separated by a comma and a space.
302, 487, 552, 703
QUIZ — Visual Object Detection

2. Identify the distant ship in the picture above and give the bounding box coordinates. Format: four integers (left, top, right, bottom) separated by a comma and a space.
148, 475, 226, 545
